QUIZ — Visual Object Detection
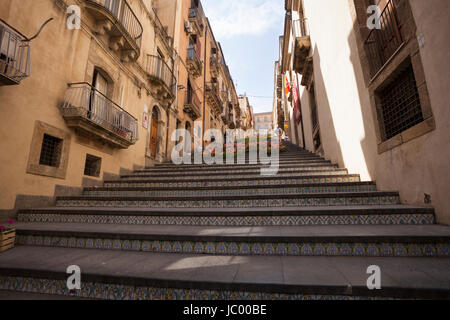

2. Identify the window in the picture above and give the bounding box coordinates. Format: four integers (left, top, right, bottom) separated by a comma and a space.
84, 154, 102, 177
377, 63, 423, 141
27, 121, 71, 179
39, 134, 62, 167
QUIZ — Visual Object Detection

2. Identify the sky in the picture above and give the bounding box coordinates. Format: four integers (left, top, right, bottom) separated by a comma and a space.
202, 0, 285, 114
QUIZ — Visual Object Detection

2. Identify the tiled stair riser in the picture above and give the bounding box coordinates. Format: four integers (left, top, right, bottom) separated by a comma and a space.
141, 162, 334, 172
84, 185, 377, 197
15, 235, 450, 257
126, 166, 340, 177
55, 196, 400, 208
17, 213, 435, 226
0, 277, 392, 300
122, 170, 350, 181
104, 176, 361, 188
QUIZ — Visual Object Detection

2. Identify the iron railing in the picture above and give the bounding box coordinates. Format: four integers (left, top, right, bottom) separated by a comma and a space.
152, 8, 171, 46
187, 42, 201, 62
0, 19, 30, 84
146, 55, 175, 95
62, 82, 139, 143
365, 0, 403, 77
86, 0, 143, 49
189, 4, 204, 22
292, 18, 309, 38
185, 89, 201, 115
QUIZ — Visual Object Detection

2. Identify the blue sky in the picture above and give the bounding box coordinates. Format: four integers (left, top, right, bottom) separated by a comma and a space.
202, 0, 285, 114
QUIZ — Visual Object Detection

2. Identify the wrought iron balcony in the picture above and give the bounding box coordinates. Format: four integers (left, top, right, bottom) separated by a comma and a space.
61, 82, 139, 148
84, 0, 143, 61
187, 45, 202, 77
0, 19, 30, 85
205, 83, 224, 115
145, 55, 175, 102
210, 56, 219, 77
292, 18, 311, 74
188, 5, 204, 35
365, 0, 403, 78
183, 90, 201, 120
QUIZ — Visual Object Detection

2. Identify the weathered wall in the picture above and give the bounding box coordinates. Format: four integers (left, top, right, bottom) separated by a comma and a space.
297, 0, 450, 224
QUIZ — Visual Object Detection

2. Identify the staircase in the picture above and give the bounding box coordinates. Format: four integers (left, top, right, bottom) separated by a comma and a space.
1, 144, 449, 300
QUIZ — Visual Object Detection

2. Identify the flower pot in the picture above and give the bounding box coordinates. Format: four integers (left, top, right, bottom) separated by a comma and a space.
0, 228, 15, 253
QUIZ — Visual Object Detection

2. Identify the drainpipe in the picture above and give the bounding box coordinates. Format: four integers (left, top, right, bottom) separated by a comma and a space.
296, 74, 306, 149
202, 24, 208, 151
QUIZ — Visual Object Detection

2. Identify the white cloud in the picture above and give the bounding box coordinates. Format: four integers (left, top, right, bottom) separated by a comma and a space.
202, 0, 284, 39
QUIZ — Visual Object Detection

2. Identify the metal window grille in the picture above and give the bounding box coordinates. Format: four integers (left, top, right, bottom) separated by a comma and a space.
378, 64, 423, 141
39, 134, 62, 167
84, 154, 102, 177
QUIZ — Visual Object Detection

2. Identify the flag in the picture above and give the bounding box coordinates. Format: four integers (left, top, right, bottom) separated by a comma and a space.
284, 73, 291, 96
292, 84, 302, 125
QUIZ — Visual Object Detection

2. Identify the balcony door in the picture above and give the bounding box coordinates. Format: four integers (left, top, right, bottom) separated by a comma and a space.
150, 107, 159, 159
91, 70, 109, 125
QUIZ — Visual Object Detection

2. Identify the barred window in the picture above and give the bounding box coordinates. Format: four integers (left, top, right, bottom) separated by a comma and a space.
39, 134, 62, 167
378, 63, 423, 141
84, 154, 102, 177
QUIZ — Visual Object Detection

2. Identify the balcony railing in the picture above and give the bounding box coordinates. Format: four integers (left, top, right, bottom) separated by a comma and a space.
152, 8, 172, 48
188, 4, 204, 36
188, 45, 201, 62
145, 55, 175, 96
365, 0, 403, 77
184, 90, 201, 120
61, 82, 138, 148
187, 44, 202, 77
292, 18, 309, 38
0, 19, 30, 85
85, 0, 143, 56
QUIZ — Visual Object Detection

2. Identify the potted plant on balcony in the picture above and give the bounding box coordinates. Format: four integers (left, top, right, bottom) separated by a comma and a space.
0, 220, 16, 253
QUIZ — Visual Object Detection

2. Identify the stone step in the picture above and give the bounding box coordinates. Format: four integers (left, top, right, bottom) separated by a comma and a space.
1, 246, 449, 299
141, 160, 334, 173
55, 191, 401, 208
17, 205, 435, 226
14, 223, 450, 257
85, 182, 377, 197
153, 158, 328, 168
104, 174, 362, 188
121, 168, 350, 181
124, 165, 341, 178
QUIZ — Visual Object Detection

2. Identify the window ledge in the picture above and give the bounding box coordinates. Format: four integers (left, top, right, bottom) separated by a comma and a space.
377, 117, 436, 154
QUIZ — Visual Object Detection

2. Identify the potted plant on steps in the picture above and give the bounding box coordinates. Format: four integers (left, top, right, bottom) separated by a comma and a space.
0, 220, 16, 253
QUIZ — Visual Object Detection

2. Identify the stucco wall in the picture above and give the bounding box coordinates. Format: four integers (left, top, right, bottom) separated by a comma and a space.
297, 0, 450, 224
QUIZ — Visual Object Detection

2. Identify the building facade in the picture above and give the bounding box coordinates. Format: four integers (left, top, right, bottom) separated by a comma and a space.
0, 0, 239, 218
254, 112, 273, 132
238, 95, 254, 130
275, 0, 450, 224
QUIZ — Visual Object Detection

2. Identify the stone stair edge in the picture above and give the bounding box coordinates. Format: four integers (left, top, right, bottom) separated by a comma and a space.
0, 264, 449, 300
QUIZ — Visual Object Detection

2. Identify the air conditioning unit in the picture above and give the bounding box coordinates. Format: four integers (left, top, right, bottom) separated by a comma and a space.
184, 21, 193, 34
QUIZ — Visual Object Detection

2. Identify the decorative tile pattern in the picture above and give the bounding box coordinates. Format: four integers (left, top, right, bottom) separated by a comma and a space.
122, 170, 351, 182
56, 195, 400, 208
16, 235, 449, 257
18, 213, 435, 226
0, 276, 394, 300
84, 184, 377, 197
128, 165, 339, 178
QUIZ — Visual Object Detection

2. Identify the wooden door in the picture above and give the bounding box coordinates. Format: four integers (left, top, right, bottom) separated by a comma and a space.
150, 117, 158, 158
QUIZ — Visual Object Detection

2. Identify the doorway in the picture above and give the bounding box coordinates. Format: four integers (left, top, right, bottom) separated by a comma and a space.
150, 107, 159, 159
